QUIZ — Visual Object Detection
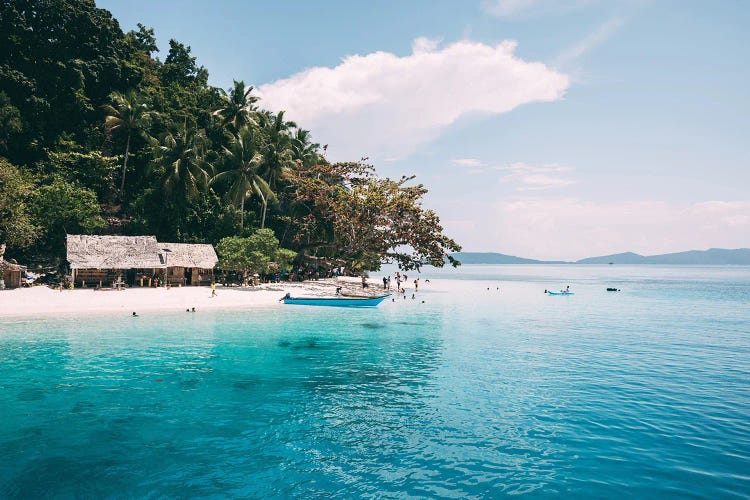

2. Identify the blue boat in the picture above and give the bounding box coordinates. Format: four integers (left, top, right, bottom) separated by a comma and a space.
281, 294, 390, 307
547, 291, 575, 296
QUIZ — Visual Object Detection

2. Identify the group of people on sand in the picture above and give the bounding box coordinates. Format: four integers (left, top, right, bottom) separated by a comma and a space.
388, 272, 429, 294
364, 271, 431, 295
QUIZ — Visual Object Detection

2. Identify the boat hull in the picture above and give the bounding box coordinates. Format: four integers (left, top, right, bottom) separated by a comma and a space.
283, 295, 389, 307
547, 291, 575, 296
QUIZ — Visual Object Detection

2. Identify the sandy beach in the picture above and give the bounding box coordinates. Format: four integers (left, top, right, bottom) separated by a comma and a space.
0, 278, 401, 319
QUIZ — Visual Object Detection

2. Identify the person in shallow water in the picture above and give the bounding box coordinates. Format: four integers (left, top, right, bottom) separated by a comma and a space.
132, 312, 138, 317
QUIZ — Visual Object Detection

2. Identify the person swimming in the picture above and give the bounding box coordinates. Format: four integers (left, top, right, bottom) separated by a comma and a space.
132, 312, 138, 317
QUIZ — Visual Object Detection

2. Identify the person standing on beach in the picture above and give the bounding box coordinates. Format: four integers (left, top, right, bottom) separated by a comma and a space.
382, 276, 388, 290
414, 278, 419, 291
361, 275, 368, 289
211, 282, 217, 297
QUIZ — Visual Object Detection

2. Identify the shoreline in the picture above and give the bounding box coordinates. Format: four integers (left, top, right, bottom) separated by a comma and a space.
0, 278, 403, 320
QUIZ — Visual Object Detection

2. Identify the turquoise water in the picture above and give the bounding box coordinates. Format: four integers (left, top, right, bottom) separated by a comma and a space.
1, 265, 749, 497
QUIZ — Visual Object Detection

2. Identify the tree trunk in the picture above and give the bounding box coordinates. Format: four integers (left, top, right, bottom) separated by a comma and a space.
260, 195, 267, 229
240, 194, 245, 229
120, 131, 131, 194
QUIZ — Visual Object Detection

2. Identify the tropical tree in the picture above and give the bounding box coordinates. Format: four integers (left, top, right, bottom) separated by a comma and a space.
213, 80, 258, 132
212, 125, 273, 229
285, 161, 462, 271
260, 110, 296, 190
292, 128, 322, 168
216, 229, 297, 283
30, 179, 107, 259
0, 158, 37, 249
156, 127, 211, 202
103, 90, 154, 194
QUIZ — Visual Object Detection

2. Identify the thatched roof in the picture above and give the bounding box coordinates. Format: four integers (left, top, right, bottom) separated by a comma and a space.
67, 235, 165, 269
0, 243, 26, 272
160, 243, 218, 269
0, 259, 25, 272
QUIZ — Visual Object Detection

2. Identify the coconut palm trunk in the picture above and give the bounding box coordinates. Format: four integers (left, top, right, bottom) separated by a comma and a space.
260, 192, 267, 229
120, 132, 131, 193
240, 192, 245, 229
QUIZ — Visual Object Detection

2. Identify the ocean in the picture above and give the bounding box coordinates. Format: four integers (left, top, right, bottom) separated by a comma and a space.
1, 265, 748, 497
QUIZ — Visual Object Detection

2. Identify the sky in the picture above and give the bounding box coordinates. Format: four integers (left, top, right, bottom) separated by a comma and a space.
99, 0, 750, 260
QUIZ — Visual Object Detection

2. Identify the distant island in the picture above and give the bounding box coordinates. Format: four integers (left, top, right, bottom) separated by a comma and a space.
452, 248, 750, 265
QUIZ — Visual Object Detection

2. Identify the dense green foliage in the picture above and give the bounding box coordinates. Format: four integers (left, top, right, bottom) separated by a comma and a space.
0, 0, 460, 272
216, 229, 297, 280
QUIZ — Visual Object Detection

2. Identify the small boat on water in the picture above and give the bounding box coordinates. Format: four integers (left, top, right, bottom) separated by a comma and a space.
281, 293, 390, 307
547, 291, 575, 296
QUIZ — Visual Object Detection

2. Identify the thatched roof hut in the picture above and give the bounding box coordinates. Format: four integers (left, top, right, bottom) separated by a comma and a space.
159, 243, 218, 269
1, 243, 27, 289
66, 235, 165, 270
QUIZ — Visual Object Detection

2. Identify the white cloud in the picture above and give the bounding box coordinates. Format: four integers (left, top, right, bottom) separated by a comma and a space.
555, 17, 626, 68
446, 198, 750, 260
482, 0, 539, 17
411, 37, 441, 54
257, 39, 569, 160
452, 158, 485, 167
482, 0, 593, 17
515, 174, 576, 190
496, 162, 576, 190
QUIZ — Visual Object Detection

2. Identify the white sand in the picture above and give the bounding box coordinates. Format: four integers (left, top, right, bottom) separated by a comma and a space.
0, 278, 401, 319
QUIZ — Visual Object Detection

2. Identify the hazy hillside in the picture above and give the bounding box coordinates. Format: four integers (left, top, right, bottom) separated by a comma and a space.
453, 249, 750, 265
575, 252, 647, 264
450, 252, 564, 264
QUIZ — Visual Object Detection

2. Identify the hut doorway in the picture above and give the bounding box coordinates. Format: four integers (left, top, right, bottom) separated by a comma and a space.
185, 268, 193, 285
126, 268, 136, 286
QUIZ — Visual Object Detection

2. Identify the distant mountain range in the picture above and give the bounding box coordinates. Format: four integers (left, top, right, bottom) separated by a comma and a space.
452, 248, 750, 265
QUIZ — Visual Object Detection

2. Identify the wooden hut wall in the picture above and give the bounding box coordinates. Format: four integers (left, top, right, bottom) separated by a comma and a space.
193, 268, 214, 285
2, 269, 22, 288
166, 267, 186, 285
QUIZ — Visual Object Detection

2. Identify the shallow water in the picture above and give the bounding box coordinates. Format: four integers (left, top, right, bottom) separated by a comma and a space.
1, 265, 749, 497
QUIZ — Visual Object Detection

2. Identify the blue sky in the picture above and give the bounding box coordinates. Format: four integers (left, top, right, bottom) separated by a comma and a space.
100, 0, 750, 260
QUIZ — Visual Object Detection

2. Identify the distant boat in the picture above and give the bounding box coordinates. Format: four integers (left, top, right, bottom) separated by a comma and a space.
281, 294, 390, 307
547, 291, 575, 296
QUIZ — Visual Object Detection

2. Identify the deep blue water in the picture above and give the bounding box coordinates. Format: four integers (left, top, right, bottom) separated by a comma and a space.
1, 265, 749, 498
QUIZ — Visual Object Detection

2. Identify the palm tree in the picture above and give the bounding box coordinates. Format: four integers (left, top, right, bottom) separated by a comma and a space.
157, 128, 211, 202
260, 110, 297, 190
213, 80, 259, 132
103, 90, 153, 194
212, 125, 274, 229
292, 128, 322, 167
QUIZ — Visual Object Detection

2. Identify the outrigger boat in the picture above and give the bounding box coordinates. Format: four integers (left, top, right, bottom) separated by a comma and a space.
280, 293, 390, 307
547, 290, 575, 296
